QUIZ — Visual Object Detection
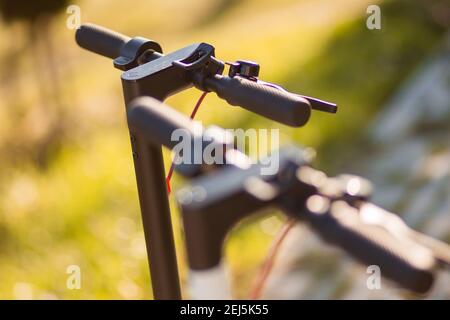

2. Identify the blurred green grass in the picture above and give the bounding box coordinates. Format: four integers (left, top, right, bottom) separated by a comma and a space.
0, 0, 446, 299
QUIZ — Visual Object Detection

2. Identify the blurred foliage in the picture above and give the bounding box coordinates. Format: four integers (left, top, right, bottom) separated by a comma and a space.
283, 0, 448, 172
0, 0, 69, 22
0, 0, 447, 299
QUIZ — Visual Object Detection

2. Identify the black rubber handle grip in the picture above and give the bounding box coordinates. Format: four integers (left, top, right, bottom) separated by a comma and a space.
305, 201, 436, 294
75, 23, 131, 59
204, 75, 311, 127
127, 97, 199, 149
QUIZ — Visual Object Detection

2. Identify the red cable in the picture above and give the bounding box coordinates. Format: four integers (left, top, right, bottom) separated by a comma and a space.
166, 92, 209, 194
189, 91, 208, 119
249, 218, 296, 299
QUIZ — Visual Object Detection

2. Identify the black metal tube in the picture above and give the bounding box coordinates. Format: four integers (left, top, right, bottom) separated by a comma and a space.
122, 59, 182, 300
129, 130, 181, 299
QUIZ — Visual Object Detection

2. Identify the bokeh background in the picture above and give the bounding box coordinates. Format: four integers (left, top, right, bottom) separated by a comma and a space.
0, 0, 448, 299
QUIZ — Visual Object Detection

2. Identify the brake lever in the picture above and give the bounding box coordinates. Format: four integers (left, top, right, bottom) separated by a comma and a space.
408, 230, 450, 268
359, 203, 450, 267
317, 175, 450, 268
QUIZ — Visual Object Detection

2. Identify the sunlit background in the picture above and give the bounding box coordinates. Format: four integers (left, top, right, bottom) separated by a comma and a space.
0, 0, 448, 299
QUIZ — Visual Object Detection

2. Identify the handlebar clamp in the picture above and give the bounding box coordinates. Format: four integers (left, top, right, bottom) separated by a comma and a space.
113, 37, 163, 71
